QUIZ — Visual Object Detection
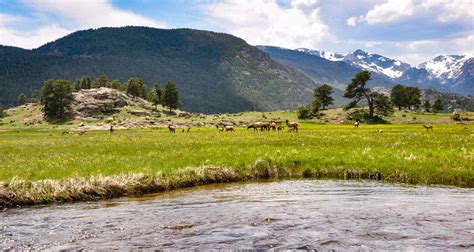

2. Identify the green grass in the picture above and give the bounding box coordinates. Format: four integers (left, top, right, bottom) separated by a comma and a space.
1, 111, 473, 207
1, 123, 472, 184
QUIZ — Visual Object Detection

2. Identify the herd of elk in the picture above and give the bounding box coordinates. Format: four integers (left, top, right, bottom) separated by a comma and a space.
60, 119, 439, 135
247, 121, 286, 132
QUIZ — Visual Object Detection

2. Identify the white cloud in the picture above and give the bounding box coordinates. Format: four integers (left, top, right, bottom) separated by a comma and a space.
202, 0, 331, 49
0, 0, 166, 49
346, 16, 358, 26
21, 0, 166, 29
349, 0, 473, 26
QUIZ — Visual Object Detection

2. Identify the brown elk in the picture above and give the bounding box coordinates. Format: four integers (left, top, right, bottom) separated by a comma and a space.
423, 124, 433, 131
277, 125, 284, 131
78, 130, 87, 136
224, 125, 235, 132
269, 122, 277, 131
354, 121, 360, 128
168, 125, 176, 133
109, 125, 114, 133
285, 119, 299, 132
247, 122, 264, 132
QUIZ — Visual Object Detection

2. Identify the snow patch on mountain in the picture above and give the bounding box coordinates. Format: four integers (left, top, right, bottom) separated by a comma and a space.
296, 48, 346, 61
418, 55, 472, 80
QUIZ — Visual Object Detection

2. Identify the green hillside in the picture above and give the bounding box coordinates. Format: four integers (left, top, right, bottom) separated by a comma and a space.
0, 27, 316, 113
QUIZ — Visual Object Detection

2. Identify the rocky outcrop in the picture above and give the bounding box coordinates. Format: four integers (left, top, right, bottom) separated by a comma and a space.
72, 88, 148, 119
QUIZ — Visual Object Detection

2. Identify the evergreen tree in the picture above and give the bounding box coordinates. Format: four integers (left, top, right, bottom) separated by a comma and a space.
42, 79, 74, 121
30, 90, 41, 103
147, 84, 163, 110
422, 100, 431, 112
92, 74, 109, 88
162, 80, 180, 112
125, 77, 147, 98
390, 84, 408, 110
314, 84, 334, 110
432, 98, 443, 112
109, 80, 123, 90
406, 86, 421, 110
18, 93, 27, 106
372, 93, 394, 116
80, 76, 92, 89
73, 78, 82, 91
344, 71, 375, 117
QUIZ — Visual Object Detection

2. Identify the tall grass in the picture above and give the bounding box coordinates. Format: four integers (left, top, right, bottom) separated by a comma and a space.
0, 123, 472, 207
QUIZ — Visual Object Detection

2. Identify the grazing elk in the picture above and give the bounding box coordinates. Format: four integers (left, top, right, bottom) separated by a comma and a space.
78, 130, 87, 136
224, 125, 235, 132
423, 124, 433, 131
354, 120, 360, 128
168, 125, 176, 133
247, 122, 264, 132
285, 119, 299, 132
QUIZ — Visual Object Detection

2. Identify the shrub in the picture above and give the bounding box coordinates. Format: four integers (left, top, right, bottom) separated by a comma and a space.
451, 113, 461, 121
297, 105, 312, 119
347, 109, 389, 124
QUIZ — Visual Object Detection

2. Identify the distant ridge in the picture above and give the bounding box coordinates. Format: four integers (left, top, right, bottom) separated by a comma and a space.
0, 27, 318, 113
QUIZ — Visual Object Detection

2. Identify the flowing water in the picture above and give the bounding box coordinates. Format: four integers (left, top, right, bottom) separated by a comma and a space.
1, 180, 473, 250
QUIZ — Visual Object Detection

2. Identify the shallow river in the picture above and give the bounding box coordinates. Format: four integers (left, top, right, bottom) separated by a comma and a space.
1, 180, 473, 250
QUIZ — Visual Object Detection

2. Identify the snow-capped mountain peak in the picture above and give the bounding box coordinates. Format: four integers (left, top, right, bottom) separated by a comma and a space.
343, 49, 411, 79
418, 55, 472, 79
296, 48, 346, 61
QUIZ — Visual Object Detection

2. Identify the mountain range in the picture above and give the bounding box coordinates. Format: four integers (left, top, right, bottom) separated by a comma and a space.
261, 46, 473, 96
0, 27, 319, 113
0, 26, 472, 113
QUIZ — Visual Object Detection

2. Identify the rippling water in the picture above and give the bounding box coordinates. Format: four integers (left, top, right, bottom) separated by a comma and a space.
1, 180, 473, 250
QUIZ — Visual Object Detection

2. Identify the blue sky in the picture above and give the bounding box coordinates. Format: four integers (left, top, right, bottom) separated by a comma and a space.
0, 0, 472, 65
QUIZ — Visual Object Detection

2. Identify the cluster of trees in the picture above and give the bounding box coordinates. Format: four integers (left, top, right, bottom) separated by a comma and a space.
390, 85, 421, 110
32, 75, 180, 121
298, 71, 448, 122
422, 98, 443, 112
391, 84, 443, 112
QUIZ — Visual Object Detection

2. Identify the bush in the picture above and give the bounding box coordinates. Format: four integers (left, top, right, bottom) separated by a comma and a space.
451, 113, 461, 121
297, 106, 313, 119
0, 107, 5, 118
347, 109, 389, 124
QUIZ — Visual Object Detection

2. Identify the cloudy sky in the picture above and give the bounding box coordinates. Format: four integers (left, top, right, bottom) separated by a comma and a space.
0, 0, 472, 65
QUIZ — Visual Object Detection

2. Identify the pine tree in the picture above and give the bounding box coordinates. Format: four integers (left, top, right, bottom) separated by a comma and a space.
432, 98, 443, 112
162, 80, 180, 112
18, 93, 27, 106
422, 100, 431, 112
42, 79, 74, 121
314, 84, 334, 110
344, 71, 375, 117
147, 84, 163, 110
125, 77, 147, 98
372, 92, 394, 116
92, 75, 109, 88
390, 84, 408, 110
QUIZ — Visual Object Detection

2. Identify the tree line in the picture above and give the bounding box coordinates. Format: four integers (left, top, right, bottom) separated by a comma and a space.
298, 71, 444, 121
18, 75, 180, 121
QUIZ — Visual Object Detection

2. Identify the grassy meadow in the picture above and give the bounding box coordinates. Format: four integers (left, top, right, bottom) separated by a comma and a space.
0, 108, 473, 207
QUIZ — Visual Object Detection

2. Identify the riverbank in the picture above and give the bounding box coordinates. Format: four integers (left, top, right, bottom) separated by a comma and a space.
1, 123, 472, 207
